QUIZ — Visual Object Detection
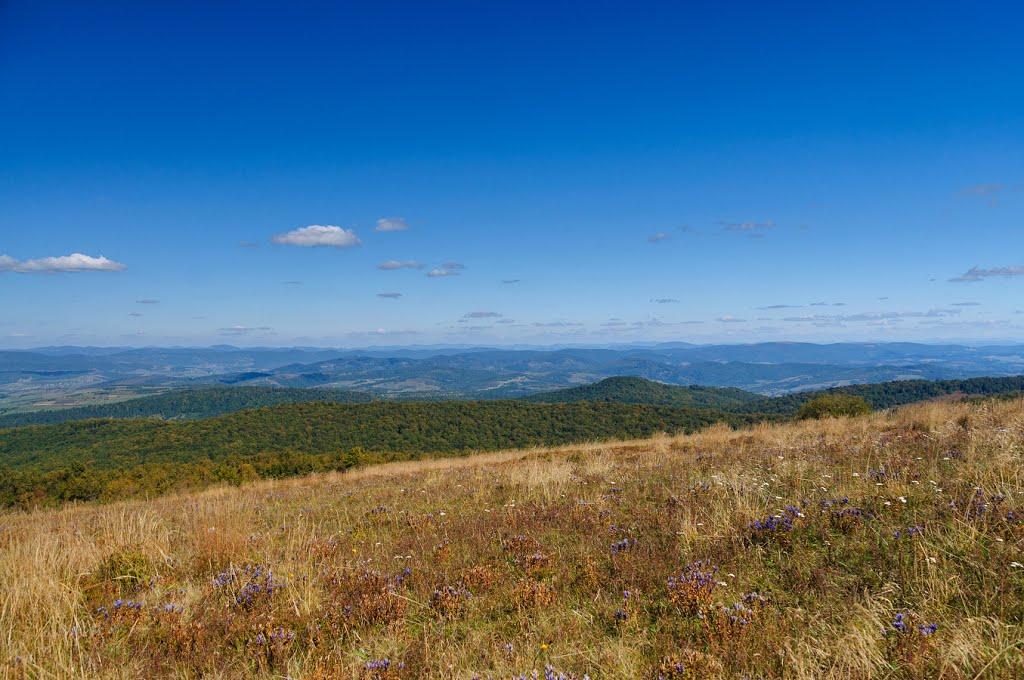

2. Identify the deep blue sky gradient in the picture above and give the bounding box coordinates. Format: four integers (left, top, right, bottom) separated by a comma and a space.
2, 1, 1023, 346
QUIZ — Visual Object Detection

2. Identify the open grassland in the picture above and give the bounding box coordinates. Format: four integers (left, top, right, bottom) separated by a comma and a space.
2, 399, 1023, 678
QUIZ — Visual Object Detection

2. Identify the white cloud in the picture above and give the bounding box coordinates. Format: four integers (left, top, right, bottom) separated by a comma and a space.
648, 232, 671, 243
375, 217, 409, 232
783, 308, 961, 323
531, 321, 584, 328
950, 265, 1024, 283
717, 315, 746, 323
272, 225, 361, 247
427, 263, 464, 277
378, 260, 424, 270
218, 325, 273, 335
0, 253, 126, 273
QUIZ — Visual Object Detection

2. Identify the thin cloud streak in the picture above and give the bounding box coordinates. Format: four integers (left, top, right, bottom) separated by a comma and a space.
0, 253, 126, 273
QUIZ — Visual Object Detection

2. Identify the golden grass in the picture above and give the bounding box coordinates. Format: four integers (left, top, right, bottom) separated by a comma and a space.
1, 398, 1023, 678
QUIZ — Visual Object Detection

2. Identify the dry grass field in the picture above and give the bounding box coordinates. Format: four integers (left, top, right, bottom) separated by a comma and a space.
2, 398, 1023, 678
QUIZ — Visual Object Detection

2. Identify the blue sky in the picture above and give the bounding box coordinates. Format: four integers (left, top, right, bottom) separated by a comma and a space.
2, 1, 1023, 347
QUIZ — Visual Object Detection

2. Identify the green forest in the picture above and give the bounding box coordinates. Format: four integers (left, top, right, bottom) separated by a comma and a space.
1, 375, 1022, 510
0, 401, 753, 508
0, 386, 370, 427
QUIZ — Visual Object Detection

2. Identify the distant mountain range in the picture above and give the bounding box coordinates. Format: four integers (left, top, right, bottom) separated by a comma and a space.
2, 374, 1023, 429
2, 342, 1023, 412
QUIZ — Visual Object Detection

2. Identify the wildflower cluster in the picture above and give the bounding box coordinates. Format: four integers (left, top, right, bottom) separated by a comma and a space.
749, 504, 802, 540
610, 537, 637, 554
720, 591, 768, 628
431, 584, 472, 618
891, 612, 938, 636
362, 657, 405, 679
892, 525, 924, 539
667, 560, 718, 613
321, 567, 411, 629
95, 598, 145, 621
213, 564, 285, 609
612, 590, 632, 624
951, 488, 1006, 520
512, 666, 590, 680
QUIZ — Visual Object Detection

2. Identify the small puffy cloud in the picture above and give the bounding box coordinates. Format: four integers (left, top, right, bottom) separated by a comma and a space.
950, 265, 1024, 283
531, 321, 584, 328
272, 225, 361, 247
378, 259, 424, 270
377, 292, 403, 299
652, 298, 679, 304
0, 253, 126, 273
464, 311, 502, 319
375, 217, 409, 232
717, 315, 746, 323
647, 232, 671, 243
136, 298, 160, 304
427, 262, 464, 278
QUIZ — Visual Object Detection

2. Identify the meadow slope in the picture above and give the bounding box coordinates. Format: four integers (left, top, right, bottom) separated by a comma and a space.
2, 399, 1023, 678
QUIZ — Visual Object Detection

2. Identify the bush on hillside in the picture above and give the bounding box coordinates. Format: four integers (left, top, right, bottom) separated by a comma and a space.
797, 394, 871, 419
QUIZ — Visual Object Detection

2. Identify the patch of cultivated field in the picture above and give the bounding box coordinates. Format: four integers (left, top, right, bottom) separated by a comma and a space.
2, 399, 1023, 678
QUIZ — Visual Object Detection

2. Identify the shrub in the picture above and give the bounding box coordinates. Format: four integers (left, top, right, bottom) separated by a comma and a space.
797, 394, 871, 419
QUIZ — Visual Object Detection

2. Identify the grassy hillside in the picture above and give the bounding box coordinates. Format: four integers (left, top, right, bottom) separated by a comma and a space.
2, 398, 1021, 678
523, 376, 763, 409
0, 401, 753, 507
0, 386, 373, 427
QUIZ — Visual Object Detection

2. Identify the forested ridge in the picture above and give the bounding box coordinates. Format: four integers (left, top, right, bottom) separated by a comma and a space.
527, 374, 1024, 413
742, 375, 1024, 414
2, 374, 1022, 509
0, 386, 371, 427
0, 401, 753, 507
524, 376, 763, 409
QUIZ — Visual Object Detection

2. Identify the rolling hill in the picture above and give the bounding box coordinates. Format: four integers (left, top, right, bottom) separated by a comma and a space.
3, 397, 1021, 677
0, 386, 372, 428
0, 400, 754, 507
524, 376, 763, 409
526, 375, 1024, 415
